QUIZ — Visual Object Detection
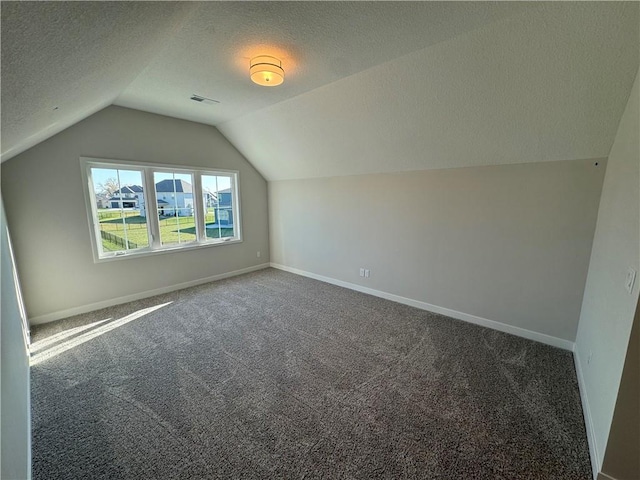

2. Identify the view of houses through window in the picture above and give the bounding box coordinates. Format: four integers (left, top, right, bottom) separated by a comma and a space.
202, 174, 234, 241
153, 171, 195, 246
92, 167, 150, 252
86, 160, 239, 259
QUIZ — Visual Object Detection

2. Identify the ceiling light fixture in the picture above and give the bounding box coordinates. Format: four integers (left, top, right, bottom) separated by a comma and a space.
250, 55, 284, 86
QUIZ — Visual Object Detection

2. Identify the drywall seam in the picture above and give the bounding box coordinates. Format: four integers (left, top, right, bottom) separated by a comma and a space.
270, 263, 574, 351
29, 263, 270, 325
574, 343, 600, 480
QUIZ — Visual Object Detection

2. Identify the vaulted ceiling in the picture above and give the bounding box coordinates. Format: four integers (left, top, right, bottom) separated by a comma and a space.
2, 2, 638, 180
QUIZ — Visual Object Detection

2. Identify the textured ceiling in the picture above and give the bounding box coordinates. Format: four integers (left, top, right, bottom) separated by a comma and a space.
114, 2, 530, 126
1, 2, 639, 181
1, 1, 195, 161
220, 2, 640, 180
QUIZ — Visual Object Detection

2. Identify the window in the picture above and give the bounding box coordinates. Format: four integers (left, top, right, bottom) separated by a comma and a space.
201, 174, 237, 241
153, 171, 195, 247
82, 158, 241, 261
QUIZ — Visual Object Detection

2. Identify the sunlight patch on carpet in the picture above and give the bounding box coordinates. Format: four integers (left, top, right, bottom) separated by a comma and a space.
30, 302, 172, 366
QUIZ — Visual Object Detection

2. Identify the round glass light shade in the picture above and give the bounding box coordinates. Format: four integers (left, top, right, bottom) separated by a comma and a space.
250, 55, 284, 86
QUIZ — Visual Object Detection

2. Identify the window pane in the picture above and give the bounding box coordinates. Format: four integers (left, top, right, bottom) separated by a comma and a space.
201, 174, 235, 240
90, 167, 149, 254
154, 171, 196, 246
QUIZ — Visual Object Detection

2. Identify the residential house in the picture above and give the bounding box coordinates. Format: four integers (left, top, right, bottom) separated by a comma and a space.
95, 194, 110, 209
155, 179, 193, 216
109, 185, 143, 209
203, 191, 216, 209
211, 187, 233, 226
140, 179, 194, 217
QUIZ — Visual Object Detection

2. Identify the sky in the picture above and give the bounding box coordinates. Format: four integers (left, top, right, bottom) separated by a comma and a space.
91, 167, 231, 195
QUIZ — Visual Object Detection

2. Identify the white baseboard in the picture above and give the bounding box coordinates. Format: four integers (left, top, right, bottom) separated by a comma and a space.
270, 263, 575, 351
573, 343, 600, 480
28, 263, 271, 326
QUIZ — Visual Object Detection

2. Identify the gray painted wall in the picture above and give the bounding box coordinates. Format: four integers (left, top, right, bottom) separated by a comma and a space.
269, 158, 605, 343
575, 68, 640, 474
1, 106, 269, 322
1, 198, 31, 480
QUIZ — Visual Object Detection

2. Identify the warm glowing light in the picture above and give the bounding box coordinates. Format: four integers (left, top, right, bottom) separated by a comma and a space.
250, 55, 284, 86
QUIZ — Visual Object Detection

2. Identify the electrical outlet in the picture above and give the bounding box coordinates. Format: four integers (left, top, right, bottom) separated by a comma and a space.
625, 267, 636, 294
257, 251, 261, 258
359, 268, 365, 277
364, 269, 370, 278
587, 352, 593, 365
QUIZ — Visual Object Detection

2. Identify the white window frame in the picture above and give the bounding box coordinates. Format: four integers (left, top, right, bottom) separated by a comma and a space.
81, 157, 242, 262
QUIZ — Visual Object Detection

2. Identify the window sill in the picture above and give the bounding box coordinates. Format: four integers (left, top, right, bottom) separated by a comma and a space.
94, 238, 242, 263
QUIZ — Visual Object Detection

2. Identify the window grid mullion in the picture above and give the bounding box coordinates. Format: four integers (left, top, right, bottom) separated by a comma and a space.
232, 174, 240, 240
144, 168, 161, 249
115, 170, 130, 251
193, 173, 205, 243
86, 167, 105, 257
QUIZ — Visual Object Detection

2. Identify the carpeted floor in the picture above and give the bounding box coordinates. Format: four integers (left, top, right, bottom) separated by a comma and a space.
30, 268, 591, 479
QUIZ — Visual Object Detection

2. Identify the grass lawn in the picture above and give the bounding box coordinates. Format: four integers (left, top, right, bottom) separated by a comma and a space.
101, 238, 126, 252
98, 209, 233, 251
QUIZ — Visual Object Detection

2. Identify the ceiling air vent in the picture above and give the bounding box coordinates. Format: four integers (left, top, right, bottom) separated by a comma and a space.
190, 94, 219, 105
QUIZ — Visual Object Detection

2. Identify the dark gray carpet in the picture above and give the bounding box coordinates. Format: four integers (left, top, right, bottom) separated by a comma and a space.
31, 268, 591, 479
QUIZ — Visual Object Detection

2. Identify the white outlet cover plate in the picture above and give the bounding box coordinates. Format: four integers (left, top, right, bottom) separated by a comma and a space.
625, 267, 636, 294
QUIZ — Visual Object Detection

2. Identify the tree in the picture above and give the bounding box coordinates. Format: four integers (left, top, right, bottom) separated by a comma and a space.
98, 178, 119, 197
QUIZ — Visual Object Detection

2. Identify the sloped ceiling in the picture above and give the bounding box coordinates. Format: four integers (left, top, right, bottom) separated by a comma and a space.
219, 2, 640, 180
0, 1, 196, 161
2, 2, 638, 181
